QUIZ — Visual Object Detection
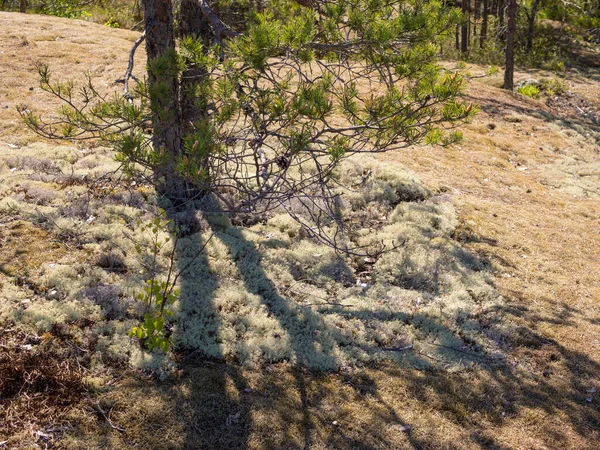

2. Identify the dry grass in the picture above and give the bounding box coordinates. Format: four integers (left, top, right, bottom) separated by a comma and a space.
0, 11, 142, 147
0, 11, 599, 450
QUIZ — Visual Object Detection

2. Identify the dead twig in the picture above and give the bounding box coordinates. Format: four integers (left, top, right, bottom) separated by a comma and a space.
196, 0, 239, 46
88, 400, 126, 433
382, 344, 414, 352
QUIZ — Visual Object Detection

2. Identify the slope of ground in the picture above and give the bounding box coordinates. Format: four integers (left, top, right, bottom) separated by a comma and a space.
0, 11, 599, 450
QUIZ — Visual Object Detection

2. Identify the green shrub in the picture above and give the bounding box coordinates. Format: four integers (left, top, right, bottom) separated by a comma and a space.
517, 84, 541, 99
38, 0, 92, 19
540, 77, 567, 97
104, 17, 120, 28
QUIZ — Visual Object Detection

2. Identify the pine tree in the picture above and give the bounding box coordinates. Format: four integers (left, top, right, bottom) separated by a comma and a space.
20, 0, 475, 248
504, 0, 517, 90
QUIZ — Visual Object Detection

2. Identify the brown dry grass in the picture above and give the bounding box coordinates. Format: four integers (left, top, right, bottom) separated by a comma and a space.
0, 11, 141, 147
0, 11, 599, 450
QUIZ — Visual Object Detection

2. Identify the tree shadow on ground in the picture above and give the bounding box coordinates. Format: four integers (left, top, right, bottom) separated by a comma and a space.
170, 209, 251, 449
164, 199, 597, 448
463, 92, 600, 144
92, 204, 599, 449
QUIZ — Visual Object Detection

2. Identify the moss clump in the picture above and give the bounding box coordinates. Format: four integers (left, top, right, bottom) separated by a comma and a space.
337, 157, 430, 209
14, 299, 101, 332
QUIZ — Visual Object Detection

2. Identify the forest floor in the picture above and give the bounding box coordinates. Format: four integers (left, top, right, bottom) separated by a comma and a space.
1, 11, 599, 450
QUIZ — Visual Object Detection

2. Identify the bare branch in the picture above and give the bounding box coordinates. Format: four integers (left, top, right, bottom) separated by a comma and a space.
196, 0, 239, 46
115, 31, 146, 103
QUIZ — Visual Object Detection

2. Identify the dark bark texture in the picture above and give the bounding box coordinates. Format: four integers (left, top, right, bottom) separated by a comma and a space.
178, 0, 212, 131
480, 0, 488, 48
143, 0, 185, 198
504, 0, 517, 90
526, 0, 541, 53
461, 0, 469, 53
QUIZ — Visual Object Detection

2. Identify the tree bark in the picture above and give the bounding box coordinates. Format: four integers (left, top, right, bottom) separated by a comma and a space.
143, 0, 186, 198
456, 24, 460, 50
504, 0, 517, 90
474, 0, 479, 37
480, 0, 488, 48
461, 0, 469, 53
178, 0, 211, 130
526, 0, 540, 53
499, 0, 506, 37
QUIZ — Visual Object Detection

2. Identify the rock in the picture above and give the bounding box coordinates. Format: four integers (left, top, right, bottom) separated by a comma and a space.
503, 115, 523, 123
515, 79, 541, 89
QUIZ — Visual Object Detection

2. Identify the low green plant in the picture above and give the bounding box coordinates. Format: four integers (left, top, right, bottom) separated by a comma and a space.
540, 77, 567, 97
104, 17, 120, 28
39, 0, 92, 19
128, 210, 214, 353
129, 212, 179, 352
517, 84, 541, 98
129, 279, 179, 352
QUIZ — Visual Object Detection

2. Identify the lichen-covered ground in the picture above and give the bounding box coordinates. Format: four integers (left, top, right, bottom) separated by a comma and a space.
1, 11, 599, 450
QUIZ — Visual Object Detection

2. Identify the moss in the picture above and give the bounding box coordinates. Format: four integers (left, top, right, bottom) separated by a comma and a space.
43, 263, 109, 298
165, 157, 506, 370
266, 213, 302, 238
129, 346, 176, 379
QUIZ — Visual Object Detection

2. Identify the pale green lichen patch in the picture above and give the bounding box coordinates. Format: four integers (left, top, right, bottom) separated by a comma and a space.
173, 158, 505, 370
0, 143, 505, 372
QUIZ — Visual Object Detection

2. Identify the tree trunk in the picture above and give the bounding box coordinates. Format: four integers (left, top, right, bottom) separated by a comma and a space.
481, 0, 488, 48
499, 0, 506, 36
526, 0, 540, 53
474, 0, 479, 37
142, 0, 186, 199
177, 0, 213, 197
19, 0, 26, 12
456, 24, 460, 50
178, 0, 211, 130
504, 0, 517, 90
461, 0, 469, 53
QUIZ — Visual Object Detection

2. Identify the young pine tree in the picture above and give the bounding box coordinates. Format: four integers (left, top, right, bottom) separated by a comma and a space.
21, 0, 475, 247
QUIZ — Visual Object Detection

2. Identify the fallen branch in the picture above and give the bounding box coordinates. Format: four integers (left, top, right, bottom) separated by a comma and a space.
382, 344, 414, 352
88, 400, 126, 433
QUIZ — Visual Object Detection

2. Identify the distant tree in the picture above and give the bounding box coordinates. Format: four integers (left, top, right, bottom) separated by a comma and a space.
462, 0, 470, 52
504, 0, 517, 89
525, 0, 541, 53
480, 0, 489, 48
20, 0, 475, 251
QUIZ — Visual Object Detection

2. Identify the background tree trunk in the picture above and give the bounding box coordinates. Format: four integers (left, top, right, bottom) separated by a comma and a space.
456, 24, 460, 50
178, 0, 211, 130
526, 0, 541, 53
481, 0, 488, 48
474, 0, 479, 37
504, 0, 517, 90
461, 0, 469, 53
499, 0, 506, 38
